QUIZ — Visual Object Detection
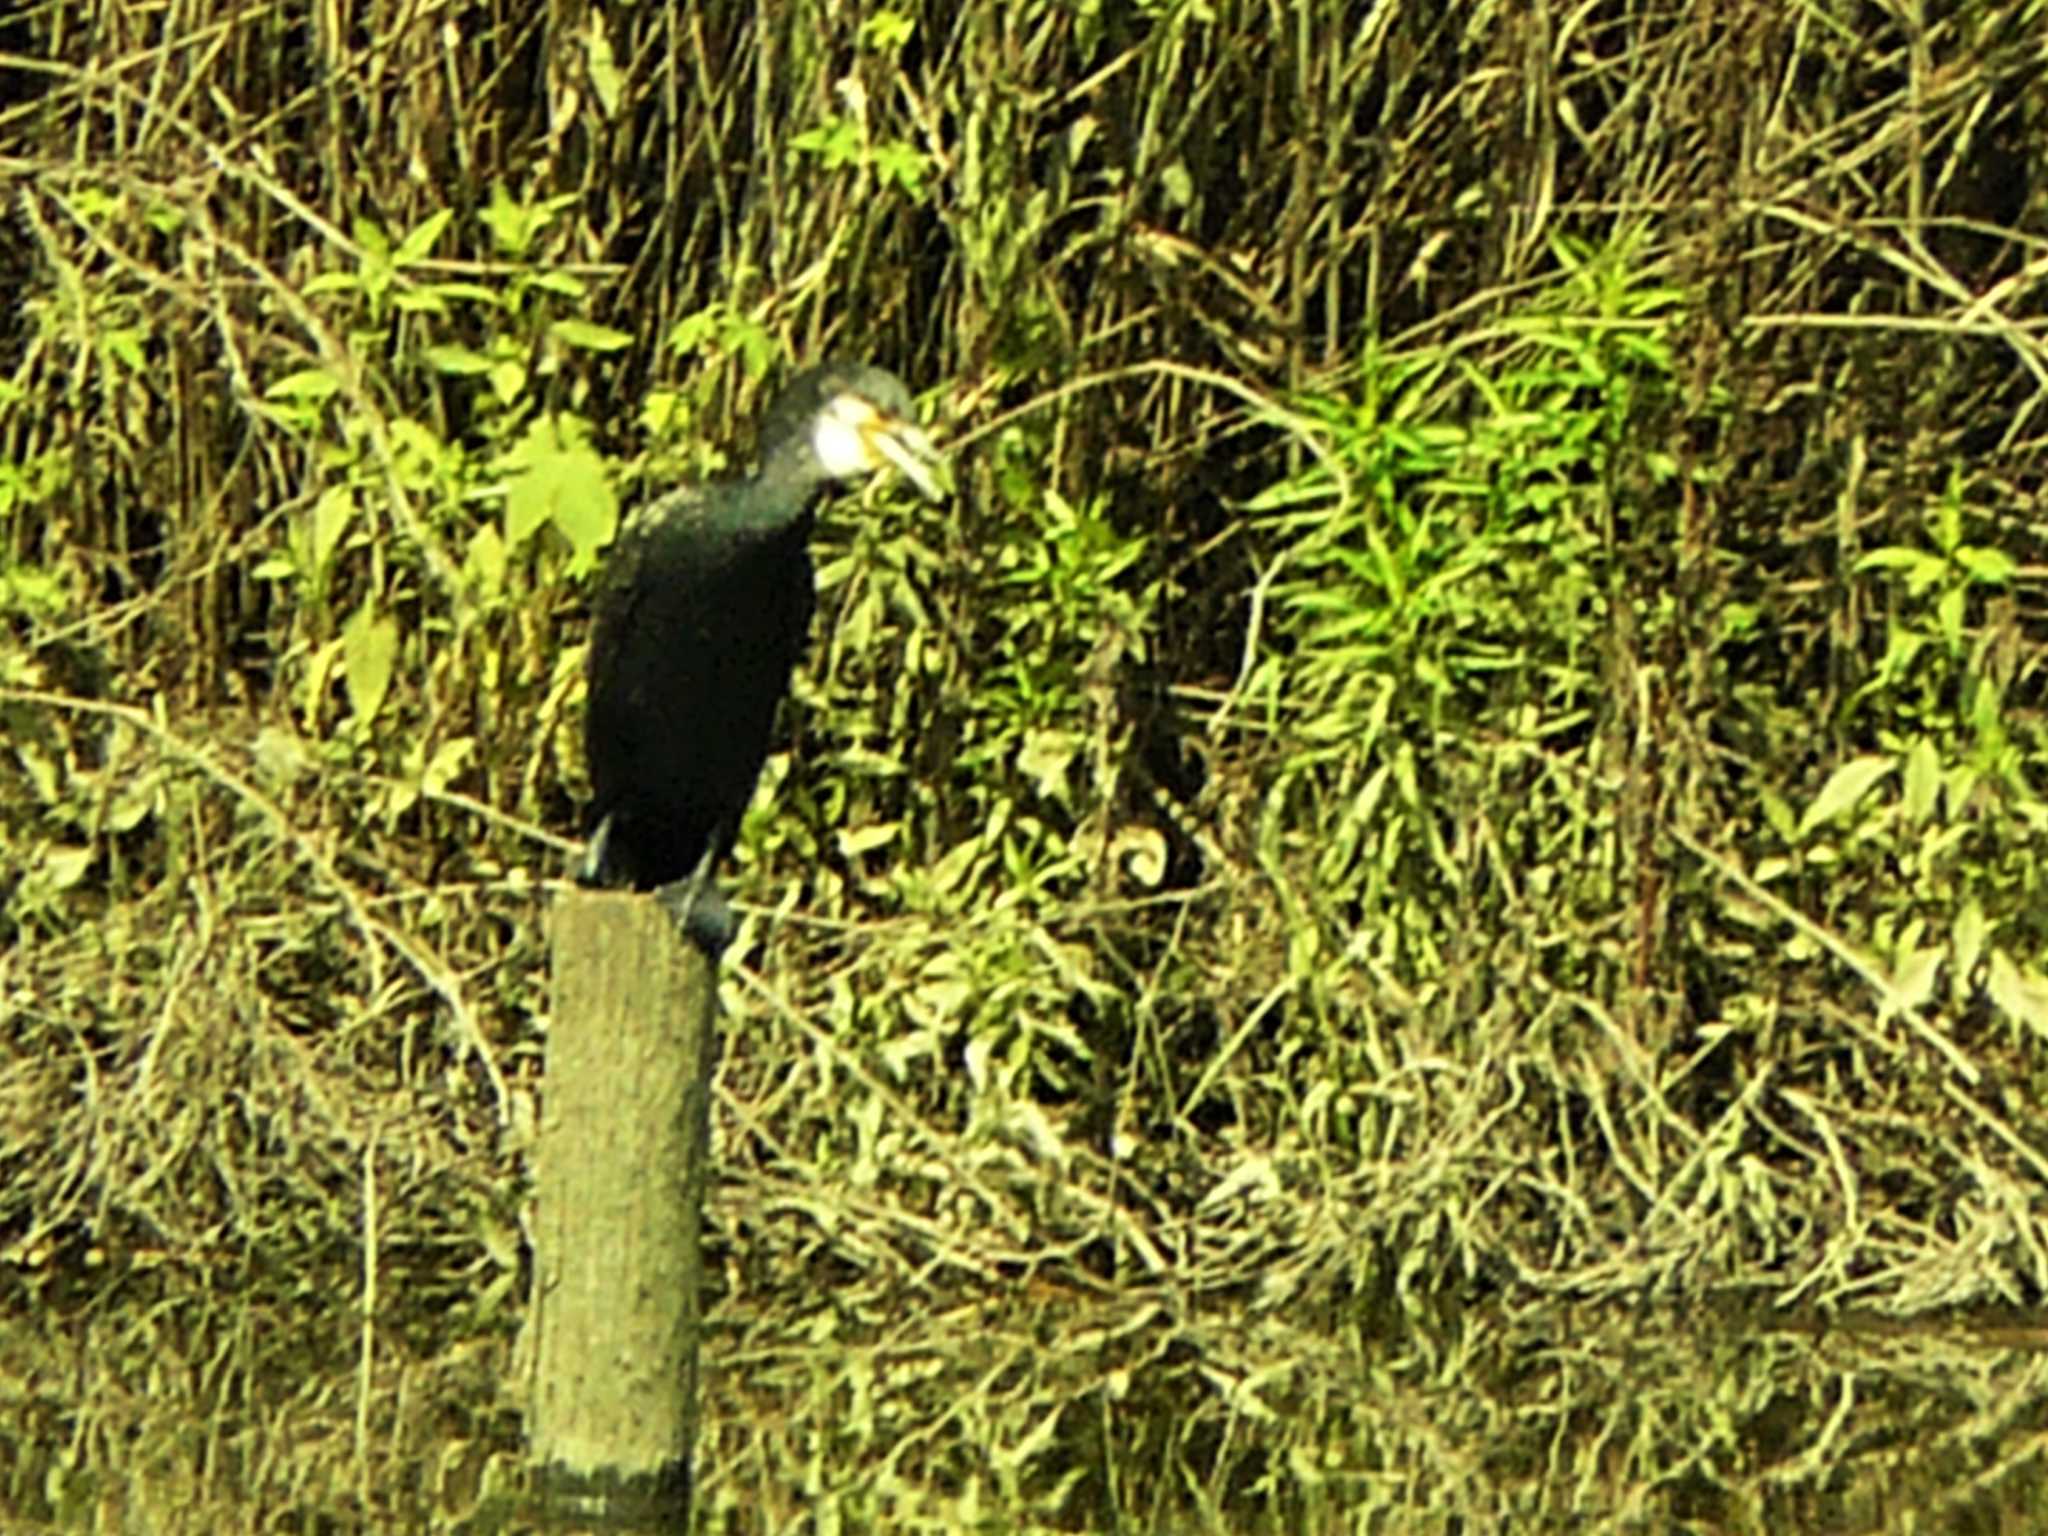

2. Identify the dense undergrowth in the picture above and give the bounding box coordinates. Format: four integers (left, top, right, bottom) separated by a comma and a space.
2, 0, 2047, 1529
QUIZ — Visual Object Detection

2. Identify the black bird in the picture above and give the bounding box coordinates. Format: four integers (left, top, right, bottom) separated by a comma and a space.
581, 362, 945, 954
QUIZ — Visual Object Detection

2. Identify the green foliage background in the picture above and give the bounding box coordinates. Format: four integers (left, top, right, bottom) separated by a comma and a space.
2, 0, 2047, 1528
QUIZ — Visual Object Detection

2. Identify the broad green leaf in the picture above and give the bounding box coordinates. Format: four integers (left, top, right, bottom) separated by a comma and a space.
503, 417, 619, 572
548, 319, 632, 352
1950, 901, 1987, 1000
102, 329, 147, 371
1019, 729, 1080, 802
1900, 737, 1940, 824
873, 141, 930, 199
1934, 493, 1962, 555
424, 281, 502, 307
310, 485, 354, 579
390, 291, 450, 314
583, 12, 623, 117
423, 345, 495, 376
422, 736, 475, 794
728, 314, 778, 377
1795, 756, 1894, 840
640, 389, 690, 437
860, 10, 914, 48
1881, 944, 1942, 1018
490, 360, 527, 407
42, 845, 94, 892
1160, 161, 1194, 208
1957, 546, 2016, 584
791, 116, 861, 170
465, 523, 507, 600
836, 823, 901, 859
267, 368, 342, 402
478, 184, 536, 258
1987, 950, 2048, 1040
666, 307, 723, 356
1936, 586, 1965, 647
1757, 788, 1798, 844
1855, 547, 1936, 573
1942, 761, 1980, 819
923, 836, 985, 900
343, 598, 399, 723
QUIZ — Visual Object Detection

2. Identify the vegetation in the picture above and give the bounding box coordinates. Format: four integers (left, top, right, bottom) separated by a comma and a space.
1, 0, 2046, 1529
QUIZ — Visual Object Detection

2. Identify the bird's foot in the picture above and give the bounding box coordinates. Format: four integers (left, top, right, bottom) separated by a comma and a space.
656, 874, 737, 959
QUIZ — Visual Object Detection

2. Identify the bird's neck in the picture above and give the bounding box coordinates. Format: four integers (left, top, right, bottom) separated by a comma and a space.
715, 453, 829, 536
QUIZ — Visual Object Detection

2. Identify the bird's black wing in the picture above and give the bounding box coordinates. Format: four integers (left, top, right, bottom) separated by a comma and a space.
582, 483, 815, 891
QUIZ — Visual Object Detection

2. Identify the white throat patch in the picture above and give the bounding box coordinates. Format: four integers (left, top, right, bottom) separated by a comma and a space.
811, 395, 877, 479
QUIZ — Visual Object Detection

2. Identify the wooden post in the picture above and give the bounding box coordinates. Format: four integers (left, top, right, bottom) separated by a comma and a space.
529, 889, 715, 1532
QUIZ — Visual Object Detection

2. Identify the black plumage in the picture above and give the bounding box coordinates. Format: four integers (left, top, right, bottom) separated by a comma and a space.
581, 362, 943, 952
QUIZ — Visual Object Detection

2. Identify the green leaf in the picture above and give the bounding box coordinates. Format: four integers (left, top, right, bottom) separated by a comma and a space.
1987, 950, 2048, 1040
526, 271, 588, 298
1936, 585, 1965, 649
728, 314, 778, 377
422, 736, 476, 794
837, 822, 901, 858
343, 598, 399, 723
1160, 161, 1194, 208
1795, 755, 1894, 841
465, 523, 507, 601
791, 116, 861, 170
1950, 901, 1987, 999
310, 485, 354, 580
1019, 729, 1081, 802
1854, 547, 1933, 573
1934, 492, 1962, 555
42, 845, 94, 892
1900, 737, 1940, 824
1881, 944, 1942, 1018
423, 345, 495, 375
102, 329, 147, 372
583, 11, 623, 117
395, 208, 454, 266
502, 416, 619, 573
479, 186, 578, 260
424, 281, 503, 307
267, 368, 342, 402
860, 10, 914, 48
1758, 788, 1798, 844
873, 141, 930, 199
479, 184, 537, 259
666, 306, 722, 357
548, 319, 632, 352
489, 360, 527, 407
1957, 546, 2016, 585
640, 389, 690, 438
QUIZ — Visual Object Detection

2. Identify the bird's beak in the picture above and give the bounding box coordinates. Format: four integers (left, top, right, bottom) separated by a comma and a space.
866, 417, 948, 501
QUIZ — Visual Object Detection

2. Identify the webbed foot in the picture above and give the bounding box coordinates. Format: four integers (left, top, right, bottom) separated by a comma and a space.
655, 873, 736, 959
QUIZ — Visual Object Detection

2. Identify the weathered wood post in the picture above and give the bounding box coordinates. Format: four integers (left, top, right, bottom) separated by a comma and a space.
529, 889, 716, 1532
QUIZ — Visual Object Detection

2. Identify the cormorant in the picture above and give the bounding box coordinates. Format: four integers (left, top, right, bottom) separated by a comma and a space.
581, 362, 945, 954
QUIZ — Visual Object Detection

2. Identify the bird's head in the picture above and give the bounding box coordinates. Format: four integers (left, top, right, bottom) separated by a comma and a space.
764, 363, 947, 501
